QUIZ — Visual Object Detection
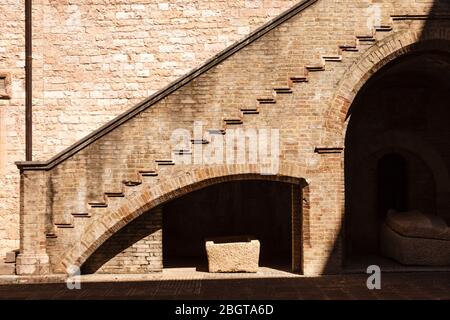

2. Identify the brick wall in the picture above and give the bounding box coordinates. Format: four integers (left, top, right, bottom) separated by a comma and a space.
0, 0, 299, 257
33, 0, 301, 160
0, 0, 26, 255
81, 207, 162, 274
4, 0, 450, 276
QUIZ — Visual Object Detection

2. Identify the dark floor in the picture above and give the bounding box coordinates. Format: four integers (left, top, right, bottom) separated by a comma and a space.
345, 255, 450, 273
0, 272, 449, 300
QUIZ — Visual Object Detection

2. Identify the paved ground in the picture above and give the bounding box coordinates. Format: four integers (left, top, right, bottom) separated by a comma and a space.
0, 270, 449, 299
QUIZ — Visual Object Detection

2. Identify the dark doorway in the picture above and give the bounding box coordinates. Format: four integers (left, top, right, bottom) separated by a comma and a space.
344, 51, 449, 269
162, 180, 296, 271
377, 153, 408, 217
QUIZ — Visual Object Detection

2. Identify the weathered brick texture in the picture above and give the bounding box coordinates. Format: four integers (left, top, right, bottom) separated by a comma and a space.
0, 0, 299, 257
1, 0, 450, 276
81, 207, 162, 274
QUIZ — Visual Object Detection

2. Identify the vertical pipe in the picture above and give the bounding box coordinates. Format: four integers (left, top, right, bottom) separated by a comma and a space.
25, 0, 32, 161
291, 185, 295, 272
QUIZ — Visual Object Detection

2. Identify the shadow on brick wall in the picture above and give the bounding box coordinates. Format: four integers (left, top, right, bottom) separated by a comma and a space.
340, 0, 450, 272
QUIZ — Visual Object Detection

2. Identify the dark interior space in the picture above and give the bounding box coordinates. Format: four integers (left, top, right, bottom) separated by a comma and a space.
163, 180, 293, 269
377, 153, 408, 217
344, 51, 450, 265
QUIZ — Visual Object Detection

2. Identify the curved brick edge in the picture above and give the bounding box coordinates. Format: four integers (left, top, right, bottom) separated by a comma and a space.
60, 162, 309, 272
321, 26, 450, 147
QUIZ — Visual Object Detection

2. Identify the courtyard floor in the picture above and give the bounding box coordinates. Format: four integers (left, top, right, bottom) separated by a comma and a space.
0, 269, 449, 299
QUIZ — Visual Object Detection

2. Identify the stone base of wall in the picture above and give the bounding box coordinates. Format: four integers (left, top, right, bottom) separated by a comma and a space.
81, 208, 162, 274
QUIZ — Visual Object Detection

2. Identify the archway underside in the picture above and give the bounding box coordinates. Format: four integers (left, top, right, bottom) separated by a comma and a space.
344, 48, 450, 268
59, 32, 450, 276
81, 180, 302, 274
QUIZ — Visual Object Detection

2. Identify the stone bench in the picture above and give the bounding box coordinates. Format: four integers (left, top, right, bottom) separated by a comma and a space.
205, 236, 260, 273
380, 210, 450, 266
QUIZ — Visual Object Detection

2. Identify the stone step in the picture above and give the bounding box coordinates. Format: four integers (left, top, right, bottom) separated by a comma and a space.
375, 25, 392, 32
122, 180, 142, 186
306, 65, 325, 72
322, 55, 342, 62
156, 159, 175, 166
314, 147, 344, 154
55, 223, 74, 229
88, 201, 108, 208
274, 87, 293, 94
224, 118, 243, 125
85, 192, 125, 211
357, 35, 376, 43
72, 212, 91, 218
289, 76, 308, 83
191, 139, 210, 145
257, 98, 276, 104
139, 170, 158, 177
0, 262, 15, 275
5, 250, 18, 263
339, 45, 359, 52
208, 129, 226, 135
45, 232, 58, 238
105, 192, 125, 198
174, 149, 192, 155
241, 108, 259, 115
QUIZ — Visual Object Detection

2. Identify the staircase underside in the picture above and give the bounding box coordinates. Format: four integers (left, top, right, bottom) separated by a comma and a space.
11, 0, 450, 275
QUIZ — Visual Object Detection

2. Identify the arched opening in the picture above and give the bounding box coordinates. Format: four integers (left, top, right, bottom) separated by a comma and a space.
163, 180, 296, 270
377, 153, 408, 217
81, 178, 304, 274
344, 51, 450, 268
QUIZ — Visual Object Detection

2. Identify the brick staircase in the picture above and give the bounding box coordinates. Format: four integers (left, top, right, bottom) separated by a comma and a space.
14, 0, 438, 275
43, 23, 396, 241
0, 250, 18, 275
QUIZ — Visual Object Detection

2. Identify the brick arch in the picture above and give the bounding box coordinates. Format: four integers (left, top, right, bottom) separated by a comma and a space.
61, 162, 309, 272
321, 27, 450, 146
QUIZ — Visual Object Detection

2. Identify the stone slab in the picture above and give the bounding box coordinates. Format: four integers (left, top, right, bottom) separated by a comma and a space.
205, 236, 260, 273
380, 223, 450, 266
0, 262, 15, 275
386, 210, 450, 241
4, 250, 18, 264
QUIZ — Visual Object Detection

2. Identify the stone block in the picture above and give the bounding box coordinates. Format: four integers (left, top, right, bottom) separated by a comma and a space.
0, 262, 15, 275
386, 209, 450, 240
380, 223, 450, 266
4, 0, 444, 277
205, 236, 260, 273
5, 250, 18, 263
